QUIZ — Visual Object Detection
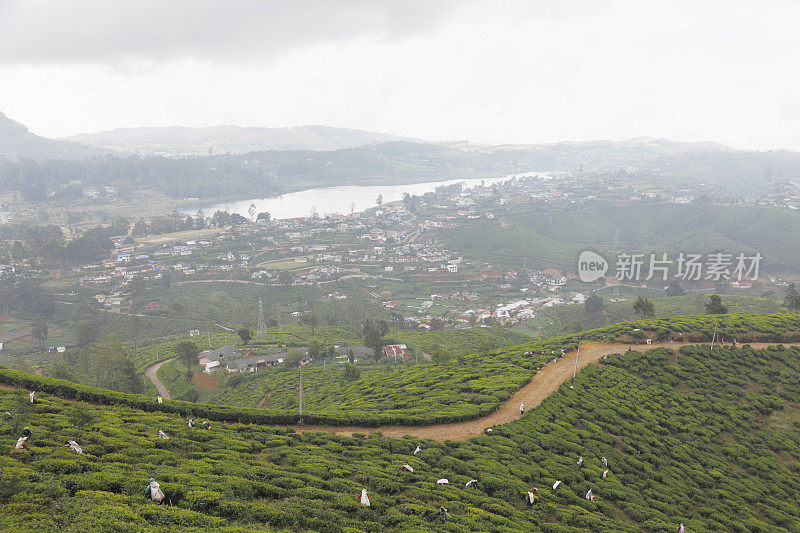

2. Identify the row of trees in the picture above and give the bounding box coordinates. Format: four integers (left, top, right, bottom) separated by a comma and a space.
585, 288, 735, 321
0, 223, 114, 265
1, 154, 280, 201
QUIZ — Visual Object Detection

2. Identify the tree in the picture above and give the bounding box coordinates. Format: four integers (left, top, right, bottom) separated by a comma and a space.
343, 363, 360, 382
76, 320, 98, 347
363, 320, 388, 362
665, 280, 686, 297
284, 349, 304, 367
132, 220, 149, 237
31, 318, 48, 350
308, 339, 322, 359
177, 389, 199, 402
50, 359, 74, 382
161, 270, 174, 290
431, 346, 451, 364
303, 311, 319, 337
237, 328, 252, 346
85, 336, 143, 393
256, 212, 271, 223
633, 297, 655, 319
402, 192, 412, 211
429, 317, 445, 331
277, 271, 293, 286
584, 293, 605, 313
785, 283, 800, 313
705, 294, 728, 314
376, 194, 383, 207
175, 340, 200, 370
324, 346, 335, 366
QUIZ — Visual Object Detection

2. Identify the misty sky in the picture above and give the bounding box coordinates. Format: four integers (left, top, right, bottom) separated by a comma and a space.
1, 0, 799, 149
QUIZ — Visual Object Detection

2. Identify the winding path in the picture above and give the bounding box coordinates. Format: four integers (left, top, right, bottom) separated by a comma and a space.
144, 357, 176, 399
290, 341, 799, 442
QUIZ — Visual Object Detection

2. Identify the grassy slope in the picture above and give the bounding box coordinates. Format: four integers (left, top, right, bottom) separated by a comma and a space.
532, 293, 786, 337
396, 327, 531, 356
2, 343, 799, 531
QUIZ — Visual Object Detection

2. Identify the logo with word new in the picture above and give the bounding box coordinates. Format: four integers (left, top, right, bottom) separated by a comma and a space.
578, 251, 608, 282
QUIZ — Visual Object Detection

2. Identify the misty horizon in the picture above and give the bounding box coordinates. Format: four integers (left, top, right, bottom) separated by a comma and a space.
1, 1, 799, 150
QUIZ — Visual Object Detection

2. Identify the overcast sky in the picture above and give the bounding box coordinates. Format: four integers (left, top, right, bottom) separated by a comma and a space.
1, 0, 799, 149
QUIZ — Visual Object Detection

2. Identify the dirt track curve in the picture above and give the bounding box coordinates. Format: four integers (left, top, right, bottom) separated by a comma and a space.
290, 341, 799, 442
144, 357, 175, 399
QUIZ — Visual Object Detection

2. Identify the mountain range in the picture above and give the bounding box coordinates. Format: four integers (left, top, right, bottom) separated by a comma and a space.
0, 111, 101, 160
3, 109, 800, 197
65, 124, 414, 156
1, 109, 741, 161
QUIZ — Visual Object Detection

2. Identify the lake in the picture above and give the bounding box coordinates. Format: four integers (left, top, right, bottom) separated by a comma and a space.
190, 172, 548, 220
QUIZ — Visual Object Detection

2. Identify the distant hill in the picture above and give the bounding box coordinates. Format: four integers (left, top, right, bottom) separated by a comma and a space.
483, 136, 732, 155
65, 124, 415, 156
0, 111, 102, 160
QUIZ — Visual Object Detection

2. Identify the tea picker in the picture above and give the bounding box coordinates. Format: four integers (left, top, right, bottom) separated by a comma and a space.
29, 390, 37, 404
188, 418, 195, 428
466, 479, 478, 488
520, 402, 525, 416
145, 478, 166, 503
359, 488, 370, 506
585, 489, 595, 501
3, 411, 13, 421
576, 456, 584, 467
437, 507, 450, 521
64, 440, 83, 454
414, 445, 421, 455
402, 464, 414, 473
202, 421, 210, 430
526, 487, 539, 507
678, 524, 685, 533
158, 429, 169, 439
15, 428, 31, 450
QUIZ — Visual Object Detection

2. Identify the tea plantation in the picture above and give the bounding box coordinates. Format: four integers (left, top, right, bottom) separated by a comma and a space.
211, 314, 800, 424
2, 341, 800, 531
210, 356, 535, 421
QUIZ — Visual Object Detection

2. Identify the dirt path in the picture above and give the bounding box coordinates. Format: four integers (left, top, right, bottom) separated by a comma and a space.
144, 357, 176, 399
290, 341, 799, 442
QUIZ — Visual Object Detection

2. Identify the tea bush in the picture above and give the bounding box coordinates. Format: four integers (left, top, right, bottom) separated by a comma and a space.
2, 341, 800, 530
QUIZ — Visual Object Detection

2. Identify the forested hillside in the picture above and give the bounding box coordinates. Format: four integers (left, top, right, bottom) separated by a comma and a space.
436, 203, 800, 273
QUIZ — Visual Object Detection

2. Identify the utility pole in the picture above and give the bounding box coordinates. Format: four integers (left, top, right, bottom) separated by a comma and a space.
257, 297, 267, 339
298, 366, 304, 418
573, 342, 582, 378
710, 319, 718, 352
